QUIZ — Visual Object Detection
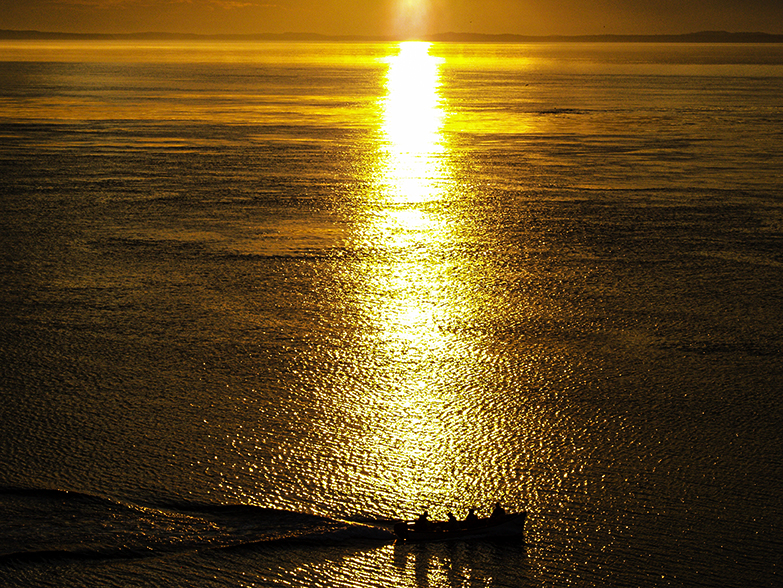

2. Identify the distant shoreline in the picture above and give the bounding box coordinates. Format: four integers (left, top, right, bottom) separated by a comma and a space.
1, 29, 783, 43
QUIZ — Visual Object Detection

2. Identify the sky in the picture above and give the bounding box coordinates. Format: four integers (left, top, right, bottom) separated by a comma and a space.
1, 0, 782, 38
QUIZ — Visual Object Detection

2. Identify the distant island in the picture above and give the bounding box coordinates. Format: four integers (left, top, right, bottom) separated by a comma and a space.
1, 29, 782, 43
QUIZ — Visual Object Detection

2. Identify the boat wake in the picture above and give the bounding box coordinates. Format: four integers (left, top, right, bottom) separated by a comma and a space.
0, 486, 395, 565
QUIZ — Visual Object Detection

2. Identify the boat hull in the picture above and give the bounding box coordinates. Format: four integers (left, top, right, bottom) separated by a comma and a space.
394, 512, 526, 542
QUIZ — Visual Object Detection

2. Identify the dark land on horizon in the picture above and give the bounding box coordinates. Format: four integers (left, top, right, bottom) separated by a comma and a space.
1, 29, 783, 43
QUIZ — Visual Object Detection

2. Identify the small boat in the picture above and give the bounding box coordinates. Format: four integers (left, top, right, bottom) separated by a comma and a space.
393, 512, 526, 542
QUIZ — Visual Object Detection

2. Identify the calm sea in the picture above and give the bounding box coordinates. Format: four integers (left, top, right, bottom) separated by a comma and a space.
1, 40, 782, 587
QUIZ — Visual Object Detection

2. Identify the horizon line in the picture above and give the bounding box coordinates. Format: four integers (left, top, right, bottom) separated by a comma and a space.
2, 29, 783, 43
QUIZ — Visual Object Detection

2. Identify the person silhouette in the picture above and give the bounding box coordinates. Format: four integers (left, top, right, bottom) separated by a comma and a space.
414, 510, 430, 532
447, 511, 459, 530
464, 508, 479, 527
491, 502, 506, 519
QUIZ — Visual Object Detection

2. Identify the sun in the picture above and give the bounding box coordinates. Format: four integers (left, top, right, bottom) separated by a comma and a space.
393, 0, 434, 38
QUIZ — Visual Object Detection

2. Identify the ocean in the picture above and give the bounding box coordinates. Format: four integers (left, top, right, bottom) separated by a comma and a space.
1, 40, 782, 587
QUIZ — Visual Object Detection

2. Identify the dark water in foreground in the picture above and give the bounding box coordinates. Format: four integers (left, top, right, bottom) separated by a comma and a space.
1, 41, 782, 586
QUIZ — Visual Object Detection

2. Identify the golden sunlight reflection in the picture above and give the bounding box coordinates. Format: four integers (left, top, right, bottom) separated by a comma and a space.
380, 41, 446, 204
361, 41, 452, 358
343, 42, 484, 514
210, 43, 559, 535
334, 44, 553, 523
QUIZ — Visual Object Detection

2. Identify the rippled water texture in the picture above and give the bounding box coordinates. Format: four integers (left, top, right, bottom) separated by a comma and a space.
1, 41, 782, 586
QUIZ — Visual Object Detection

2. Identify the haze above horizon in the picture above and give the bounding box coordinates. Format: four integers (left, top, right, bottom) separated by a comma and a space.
1, 0, 782, 38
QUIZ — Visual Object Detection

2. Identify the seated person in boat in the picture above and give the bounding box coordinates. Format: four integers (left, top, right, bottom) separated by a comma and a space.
464, 508, 480, 528
490, 502, 506, 519
414, 510, 431, 532
446, 512, 460, 531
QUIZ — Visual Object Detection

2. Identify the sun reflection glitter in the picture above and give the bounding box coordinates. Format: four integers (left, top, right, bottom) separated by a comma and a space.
380, 42, 445, 205
351, 41, 455, 362
208, 43, 545, 527
338, 42, 477, 514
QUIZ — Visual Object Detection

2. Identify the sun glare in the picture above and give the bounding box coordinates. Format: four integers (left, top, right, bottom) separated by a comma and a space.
368, 40, 451, 355
393, 0, 434, 38
380, 41, 446, 205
